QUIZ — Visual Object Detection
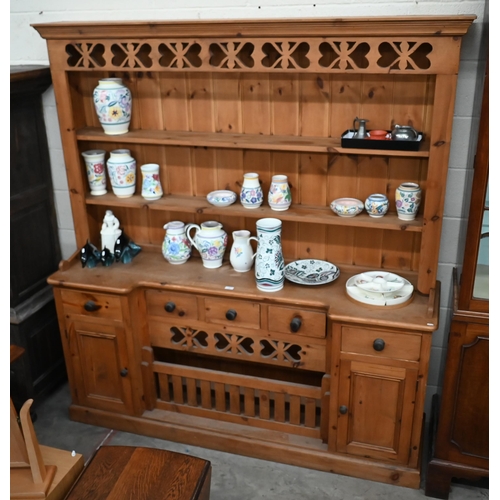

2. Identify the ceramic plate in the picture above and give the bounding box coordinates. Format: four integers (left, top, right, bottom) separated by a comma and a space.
207, 190, 237, 207
284, 260, 340, 285
354, 271, 406, 293
345, 274, 413, 306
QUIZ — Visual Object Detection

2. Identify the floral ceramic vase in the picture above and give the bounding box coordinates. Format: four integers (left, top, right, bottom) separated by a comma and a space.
255, 218, 285, 292
186, 221, 228, 269
81, 150, 107, 196
364, 193, 389, 218
229, 230, 258, 273
162, 221, 192, 265
106, 149, 136, 198
240, 172, 263, 209
141, 163, 163, 201
268, 175, 292, 211
395, 183, 422, 221
93, 78, 132, 135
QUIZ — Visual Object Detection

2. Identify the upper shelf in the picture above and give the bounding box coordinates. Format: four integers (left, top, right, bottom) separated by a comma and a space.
76, 127, 430, 158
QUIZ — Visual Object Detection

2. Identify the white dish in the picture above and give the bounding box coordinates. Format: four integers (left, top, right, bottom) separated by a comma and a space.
284, 259, 340, 285
354, 271, 406, 293
345, 273, 413, 306
207, 190, 237, 207
330, 198, 364, 217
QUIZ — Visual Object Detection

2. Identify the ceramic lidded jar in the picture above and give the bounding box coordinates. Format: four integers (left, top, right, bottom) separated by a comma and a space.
254, 218, 285, 292
395, 182, 422, 221
268, 175, 292, 211
106, 149, 136, 198
81, 149, 107, 196
240, 173, 263, 209
186, 221, 228, 269
364, 194, 389, 218
93, 78, 132, 135
162, 221, 192, 265
229, 230, 258, 273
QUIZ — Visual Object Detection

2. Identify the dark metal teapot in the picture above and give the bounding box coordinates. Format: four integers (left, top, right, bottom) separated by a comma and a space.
391, 124, 418, 140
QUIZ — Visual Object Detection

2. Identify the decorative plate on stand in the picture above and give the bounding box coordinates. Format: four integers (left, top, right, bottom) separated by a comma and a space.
284, 260, 340, 285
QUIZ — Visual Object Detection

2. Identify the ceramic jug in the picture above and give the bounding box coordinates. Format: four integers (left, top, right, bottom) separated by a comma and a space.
186, 221, 228, 269
229, 230, 258, 273
100, 210, 122, 253
162, 221, 192, 265
93, 77, 132, 135
254, 218, 285, 292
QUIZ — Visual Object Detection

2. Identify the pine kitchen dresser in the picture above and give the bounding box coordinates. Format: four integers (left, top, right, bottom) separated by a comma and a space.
33, 15, 475, 489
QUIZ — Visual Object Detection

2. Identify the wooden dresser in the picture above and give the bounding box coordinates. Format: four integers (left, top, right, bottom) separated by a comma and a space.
33, 16, 474, 489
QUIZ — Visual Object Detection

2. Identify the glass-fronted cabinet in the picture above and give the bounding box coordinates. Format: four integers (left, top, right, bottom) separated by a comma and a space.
426, 64, 489, 499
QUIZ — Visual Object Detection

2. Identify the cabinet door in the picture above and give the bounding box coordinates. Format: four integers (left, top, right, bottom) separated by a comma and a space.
67, 319, 135, 415
337, 360, 417, 464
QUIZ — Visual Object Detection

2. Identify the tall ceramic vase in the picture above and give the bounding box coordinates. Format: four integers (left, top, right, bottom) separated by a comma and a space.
106, 149, 136, 198
395, 182, 422, 221
141, 163, 163, 201
81, 149, 107, 196
93, 78, 132, 135
255, 218, 285, 292
186, 221, 228, 269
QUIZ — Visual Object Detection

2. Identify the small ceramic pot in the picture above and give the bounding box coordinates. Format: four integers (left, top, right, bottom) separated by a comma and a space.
240, 173, 263, 209
106, 149, 136, 198
364, 194, 389, 218
81, 150, 107, 196
141, 163, 163, 201
162, 221, 192, 265
395, 183, 422, 220
93, 78, 132, 135
268, 175, 292, 211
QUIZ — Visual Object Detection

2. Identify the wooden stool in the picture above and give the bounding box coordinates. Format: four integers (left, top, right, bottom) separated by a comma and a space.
65, 446, 211, 500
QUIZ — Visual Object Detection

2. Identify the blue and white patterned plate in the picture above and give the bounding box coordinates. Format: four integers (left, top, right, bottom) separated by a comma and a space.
207, 190, 237, 207
284, 259, 340, 285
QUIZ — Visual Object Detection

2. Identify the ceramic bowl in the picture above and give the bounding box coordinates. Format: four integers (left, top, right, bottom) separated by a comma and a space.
368, 129, 389, 140
207, 190, 237, 207
330, 198, 364, 217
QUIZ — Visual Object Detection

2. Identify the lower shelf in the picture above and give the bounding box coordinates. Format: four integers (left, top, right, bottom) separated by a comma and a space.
68, 403, 422, 489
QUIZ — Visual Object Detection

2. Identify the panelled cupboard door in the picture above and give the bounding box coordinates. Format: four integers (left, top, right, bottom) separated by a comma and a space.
66, 319, 135, 415
337, 360, 417, 464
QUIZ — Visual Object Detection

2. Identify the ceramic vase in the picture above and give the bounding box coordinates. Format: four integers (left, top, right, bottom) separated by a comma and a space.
229, 230, 258, 273
186, 221, 228, 269
364, 193, 389, 218
106, 149, 136, 198
268, 175, 292, 211
93, 78, 132, 135
162, 221, 192, 265
100, 210, 122, 253
395, 182, 422, 221
81, 149, 107, 196
240, 173, 263, 209
255, 218, 285, 292
141, 163, 163, 201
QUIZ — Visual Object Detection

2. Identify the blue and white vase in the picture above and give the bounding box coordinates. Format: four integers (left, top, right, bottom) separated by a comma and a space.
93, 78, 132, 135
240, 173, 263, 209
395, 183, 422, 221
162, 221, 192, 265
364, 193, 389, 218
255, 218, 285, 292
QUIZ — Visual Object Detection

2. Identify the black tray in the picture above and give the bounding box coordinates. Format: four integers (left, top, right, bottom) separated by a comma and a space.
341, 129, 423, 152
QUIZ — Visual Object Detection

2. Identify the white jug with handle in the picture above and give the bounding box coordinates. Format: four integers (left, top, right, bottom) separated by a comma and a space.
186, 221, 228, 269
229, 230, 258, 273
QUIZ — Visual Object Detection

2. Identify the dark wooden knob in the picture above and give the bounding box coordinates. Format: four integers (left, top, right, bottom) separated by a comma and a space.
120, 368, 128, 377
84, 300, 101, 312
290, 317, 302, 332
339, 405, 348, 415
226, 309, 237, 321
164, 302, 176, 313
373, 338, 386, 351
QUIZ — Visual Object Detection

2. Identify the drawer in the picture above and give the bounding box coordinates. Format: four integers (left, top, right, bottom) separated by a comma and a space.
145, 290, 198, 321
204, 297, 260, 330
59, 289, 122, 321
268, 306, 326, 339
341, 326, 421, 362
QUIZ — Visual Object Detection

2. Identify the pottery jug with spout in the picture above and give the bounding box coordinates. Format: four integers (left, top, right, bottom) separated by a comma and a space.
186, 221, 228, 269
230, 230, 258, 273
162, 221, 192, 265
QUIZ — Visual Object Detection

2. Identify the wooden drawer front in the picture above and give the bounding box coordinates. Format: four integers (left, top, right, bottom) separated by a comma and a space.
60, 289, 122, 321
145, 290, 198, 321
341, 327, 421, 362
268, 306, 326, 339
204, 298, 260, 330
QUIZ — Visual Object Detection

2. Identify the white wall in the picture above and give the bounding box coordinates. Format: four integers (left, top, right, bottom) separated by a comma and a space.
10, 0, 488, 418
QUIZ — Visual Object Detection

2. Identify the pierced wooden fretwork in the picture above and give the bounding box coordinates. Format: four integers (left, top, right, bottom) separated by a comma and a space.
62, 37, 453, 74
